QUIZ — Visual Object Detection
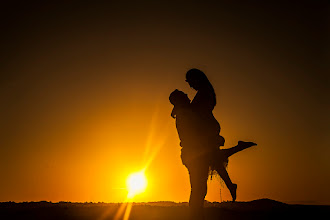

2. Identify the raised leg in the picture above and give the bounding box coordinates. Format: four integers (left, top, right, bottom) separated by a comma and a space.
222, 141, 257, 158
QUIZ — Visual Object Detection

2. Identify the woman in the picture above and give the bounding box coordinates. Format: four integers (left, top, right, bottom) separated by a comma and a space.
186, 69, 220, 148
186, 67, 257, 194
182, 68, 256, 218
169, 89, 255, 195
186, 68, 240, 197
170, 89, 256, 219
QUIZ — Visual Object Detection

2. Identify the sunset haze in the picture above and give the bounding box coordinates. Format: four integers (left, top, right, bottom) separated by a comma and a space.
1, 1, 329, 205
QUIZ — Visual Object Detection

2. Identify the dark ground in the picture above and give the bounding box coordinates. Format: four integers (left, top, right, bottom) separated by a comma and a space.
0, 199, 329, 220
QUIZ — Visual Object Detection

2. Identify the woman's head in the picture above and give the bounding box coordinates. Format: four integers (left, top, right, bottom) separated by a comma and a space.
185, 68, 216, 106
186, 68, 210, 90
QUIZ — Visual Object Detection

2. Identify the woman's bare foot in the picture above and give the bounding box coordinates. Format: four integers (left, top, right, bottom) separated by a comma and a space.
238, 141, 257, 150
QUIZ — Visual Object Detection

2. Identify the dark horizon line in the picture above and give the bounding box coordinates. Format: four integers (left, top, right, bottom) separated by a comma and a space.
1, 199, 329, 206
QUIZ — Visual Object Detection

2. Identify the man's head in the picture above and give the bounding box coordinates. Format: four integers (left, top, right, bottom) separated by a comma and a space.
169, 89, 190, 106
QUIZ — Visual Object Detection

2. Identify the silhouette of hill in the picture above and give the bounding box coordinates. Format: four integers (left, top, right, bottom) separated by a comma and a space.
0, 199, 329, 220
211, 198, 288, 210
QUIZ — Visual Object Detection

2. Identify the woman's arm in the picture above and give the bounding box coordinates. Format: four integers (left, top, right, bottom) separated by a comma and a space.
191, 90, 215, 114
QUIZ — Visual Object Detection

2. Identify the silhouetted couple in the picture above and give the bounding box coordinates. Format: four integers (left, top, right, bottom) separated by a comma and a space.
170, 69, 256, 220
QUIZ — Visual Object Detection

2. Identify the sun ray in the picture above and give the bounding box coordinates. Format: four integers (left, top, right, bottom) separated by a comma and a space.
123, 202, 133, 220
110, 101, 172, 220
142, 105, 160, 163
143, 120, 171, 171
113, 202, 128, 220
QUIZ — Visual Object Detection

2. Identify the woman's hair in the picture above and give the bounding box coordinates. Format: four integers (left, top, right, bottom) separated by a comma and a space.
186, 68, 216, 105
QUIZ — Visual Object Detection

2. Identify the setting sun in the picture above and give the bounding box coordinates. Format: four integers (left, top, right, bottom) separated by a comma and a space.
126, 171, 148, 199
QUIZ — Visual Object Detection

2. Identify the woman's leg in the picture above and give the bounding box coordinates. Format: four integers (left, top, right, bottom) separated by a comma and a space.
214, 163, 237, 202
214, 141, 256, 201
222, 141, 257, 158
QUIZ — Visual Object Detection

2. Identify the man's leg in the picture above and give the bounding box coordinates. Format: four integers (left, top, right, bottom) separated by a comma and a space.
187, 159, 209, 220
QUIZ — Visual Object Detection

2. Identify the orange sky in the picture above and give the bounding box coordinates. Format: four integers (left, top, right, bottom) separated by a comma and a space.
0, 1, 329, 205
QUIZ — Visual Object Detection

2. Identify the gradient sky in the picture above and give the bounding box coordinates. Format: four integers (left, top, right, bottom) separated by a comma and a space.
1, 1, 329, 205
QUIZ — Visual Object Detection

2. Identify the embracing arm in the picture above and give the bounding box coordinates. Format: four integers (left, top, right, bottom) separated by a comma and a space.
190, 90, 216, 114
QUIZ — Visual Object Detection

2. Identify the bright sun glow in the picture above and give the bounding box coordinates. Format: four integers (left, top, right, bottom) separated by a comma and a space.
126, 171, 147, 199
